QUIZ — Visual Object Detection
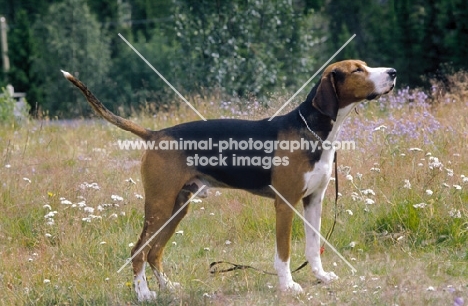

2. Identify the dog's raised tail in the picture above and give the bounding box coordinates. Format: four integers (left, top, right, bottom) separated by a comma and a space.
61, 70, 151, 140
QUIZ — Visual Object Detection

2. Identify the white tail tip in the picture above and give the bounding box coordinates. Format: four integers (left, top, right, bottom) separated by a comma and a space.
60, 70, 72, 78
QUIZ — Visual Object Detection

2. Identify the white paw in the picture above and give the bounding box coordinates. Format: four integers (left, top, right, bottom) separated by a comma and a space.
315, 271, 339, 283
279, 281, 304, 293
137, 290, 157, 302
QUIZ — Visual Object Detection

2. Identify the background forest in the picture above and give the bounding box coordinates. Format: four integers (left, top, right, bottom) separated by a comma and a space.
0, 0, 467, 117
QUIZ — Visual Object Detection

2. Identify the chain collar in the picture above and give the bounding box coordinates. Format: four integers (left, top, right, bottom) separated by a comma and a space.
298, 109, 324, 144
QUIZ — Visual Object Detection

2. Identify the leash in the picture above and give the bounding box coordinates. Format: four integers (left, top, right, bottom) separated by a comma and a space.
210, 156, 340, 276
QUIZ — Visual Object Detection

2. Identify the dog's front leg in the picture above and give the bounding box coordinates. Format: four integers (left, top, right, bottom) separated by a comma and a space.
303, 192, 338, 283
274, 198, 303, 293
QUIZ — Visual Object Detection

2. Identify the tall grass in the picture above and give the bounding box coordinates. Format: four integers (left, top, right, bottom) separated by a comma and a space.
1, 76, 467, 305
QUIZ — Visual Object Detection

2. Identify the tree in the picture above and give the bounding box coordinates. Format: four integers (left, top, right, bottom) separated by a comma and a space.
172, 0, 325, 99
31, 0, 111, 117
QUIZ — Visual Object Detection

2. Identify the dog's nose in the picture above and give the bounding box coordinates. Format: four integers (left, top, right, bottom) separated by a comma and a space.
387, 68, 397, 79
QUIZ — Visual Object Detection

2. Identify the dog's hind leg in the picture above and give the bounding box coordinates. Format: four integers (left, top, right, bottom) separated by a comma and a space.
147, 189, 192, 291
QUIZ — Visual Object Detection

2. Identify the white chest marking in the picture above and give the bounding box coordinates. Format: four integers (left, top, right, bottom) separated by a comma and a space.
302, 103, 357, 197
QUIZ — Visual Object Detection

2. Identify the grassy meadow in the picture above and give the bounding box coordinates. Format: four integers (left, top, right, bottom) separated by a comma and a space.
1, 76, 468, 305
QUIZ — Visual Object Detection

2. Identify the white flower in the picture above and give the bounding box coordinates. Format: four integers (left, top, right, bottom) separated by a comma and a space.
125, 178, 136, 184
43, 204, 52, 210
77, 201, 86, 208
409, 147, 423, 152
345, 209, 353, 216
43, 279, 51, 284
134, 193, 143, 199
100, 241, 106, 245
413, 203, 427, 209
97, 205, 104, 212
351, 192, 361, 201
5, 164, 11, 168
225, 240, 232, 245
46, 218, 55, 225
453, 185, 462, 190
403, 179, 411, 189
82, 217, 91, 223
449, 209, 462, 219
79, 182, 100, 190
175, 230, 184, 235
128, 243, 135, 247
364, 198, 375, 205
23, 177, 31, 183
349, 241, 356, 248
446, 168, 454, 177
426, 286, 436, 291
109, 213, 118, 219
428, 157, 443, 170
356, 173, 363, 180
60, 199, 72, 205
418, 163, 424, 167
84, 207, 94, 213
45, 233, 52, 238
44, 211, 58, 219
362, 189, 375, 196
191, 198, 202, 203
425, 189, 433, 196
370, 167, 381, 173
346, 174, 353, 181
442, 183, 450, 188
111, 195, 123, 201
215, 191, 222, 196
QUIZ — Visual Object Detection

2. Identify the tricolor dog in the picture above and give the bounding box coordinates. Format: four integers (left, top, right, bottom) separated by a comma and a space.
62, 60, 396, 301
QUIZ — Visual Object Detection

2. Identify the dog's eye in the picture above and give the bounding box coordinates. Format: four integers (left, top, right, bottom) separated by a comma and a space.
353, 67, 364, 73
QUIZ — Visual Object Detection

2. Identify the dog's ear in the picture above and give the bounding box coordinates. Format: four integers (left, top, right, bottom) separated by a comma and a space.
312, 70, 339, 121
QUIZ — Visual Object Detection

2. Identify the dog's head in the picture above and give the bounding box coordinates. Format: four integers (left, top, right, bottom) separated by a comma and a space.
311, 60, 397, 120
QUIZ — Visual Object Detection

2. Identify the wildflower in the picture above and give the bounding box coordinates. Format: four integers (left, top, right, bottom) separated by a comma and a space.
45, 233, 52, 238
191, 198, 202, 203
362, 189, 375, 196
408, 147, 423, 152
43, 204, 52, 210
77, 201, 86, 208
204, 247, 210, 251
128, 243, 135, 247
449, 209, 462, 219
215, 191, 222, 196
346, 174, 353, 181
43, 279, 51, 284
446, 168, 454, 177
111, 195, 123, 201
82, 217, 91, 223
356, 173, 363, 180
428, 157, 443, 170
44, 211, 58, 219
175, 230, 184, 235
454, 297, 464, 306
134, 193, 143, 199
413, 203, 427, 209
351, 192, 361, 201
120, 211, 125, 216
126, 178, 136, 184
462, 175, 468, 183
225, 240, 232, 245
100, 241, 106, 245
370, 167, 381, 173
23, 177, 31, 183
60, 199, 72, 205
418, 163, 424, 167
403, 179, 411, 189
209, 213, 215, 216
425, 189, 433, 196
442, 183, 450, 188
47, 192, 56, 197
349, 241, 356, 248
46, 219, 55, 225
345, 209, 353, 216
84, 207, 94, 213
97, 205, 104, 212
5, 164, 11, 168
426, 286, 435, 291
453, 185, 462, 190
109, 213, 118, 219
364, 198, 375, 205
79, 182, 100, 190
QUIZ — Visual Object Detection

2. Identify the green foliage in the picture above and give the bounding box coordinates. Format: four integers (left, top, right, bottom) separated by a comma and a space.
172, 0, 324, 99
31, 0, 111, 117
